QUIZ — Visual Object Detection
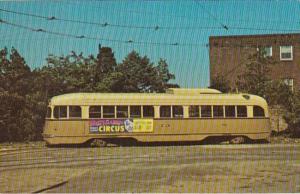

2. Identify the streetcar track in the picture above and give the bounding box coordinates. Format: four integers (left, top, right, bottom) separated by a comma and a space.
0, 152, 296, 172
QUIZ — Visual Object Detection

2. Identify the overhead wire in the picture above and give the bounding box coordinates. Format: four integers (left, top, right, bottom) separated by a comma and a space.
193, 1, 229, 30
0, 19, 208, 47
0, 8, 224, 31
1, 7, 299, 32
1, 18, 299, 48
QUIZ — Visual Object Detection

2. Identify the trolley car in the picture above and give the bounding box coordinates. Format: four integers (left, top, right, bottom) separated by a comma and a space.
43, 88, 271, 146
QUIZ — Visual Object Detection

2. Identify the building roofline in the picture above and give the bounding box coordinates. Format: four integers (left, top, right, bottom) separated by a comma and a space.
209, 33, 300, 40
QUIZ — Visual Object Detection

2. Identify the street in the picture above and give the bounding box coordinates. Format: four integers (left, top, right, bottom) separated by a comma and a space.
0, 142, 299, 193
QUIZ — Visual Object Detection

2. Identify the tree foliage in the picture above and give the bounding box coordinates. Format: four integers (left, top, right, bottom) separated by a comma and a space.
209, 75, 231, 93
114, 51, 175, 92
236, 49, 275, 98
0, 47, 178, 142
0, 48, 42, 142
236, 48, 300, 136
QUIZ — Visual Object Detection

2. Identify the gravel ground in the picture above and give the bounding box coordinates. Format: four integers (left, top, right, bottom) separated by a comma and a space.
0, 140, 299, 193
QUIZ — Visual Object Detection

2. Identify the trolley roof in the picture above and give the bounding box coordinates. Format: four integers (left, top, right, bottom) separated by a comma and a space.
49, 88, 268, 108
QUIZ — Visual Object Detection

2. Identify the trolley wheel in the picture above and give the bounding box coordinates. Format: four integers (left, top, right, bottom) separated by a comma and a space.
91, 139, 108, 147
230, 136, 245, 144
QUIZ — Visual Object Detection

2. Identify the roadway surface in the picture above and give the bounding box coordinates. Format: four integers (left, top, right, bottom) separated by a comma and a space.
0, 142, 299, 193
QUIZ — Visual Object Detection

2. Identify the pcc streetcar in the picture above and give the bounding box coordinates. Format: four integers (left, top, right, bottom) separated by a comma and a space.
43, 88, 271, 146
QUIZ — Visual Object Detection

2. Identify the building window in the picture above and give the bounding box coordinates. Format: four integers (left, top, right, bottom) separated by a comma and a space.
259, 46, 272, 57
69, 106, 82, 118
280, 46, 293, 61
283, 78, 294, 92
89, 106, 102, 118
172, 106, 183, 118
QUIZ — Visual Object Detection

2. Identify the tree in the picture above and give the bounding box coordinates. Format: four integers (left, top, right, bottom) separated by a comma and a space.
236, 49, 275, 98
154, 59, 176, 92
41, 51, 97, 96
95, 46, 117, 82
210, 75, 231, 93
115, 51, 177, 92
283, 92, 300, 137
235, 48, 295, 107
0, 47, 32, 96
0, 48, 38, 142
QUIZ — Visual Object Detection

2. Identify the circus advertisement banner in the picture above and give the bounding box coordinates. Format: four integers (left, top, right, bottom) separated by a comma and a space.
89, 119, 153, 133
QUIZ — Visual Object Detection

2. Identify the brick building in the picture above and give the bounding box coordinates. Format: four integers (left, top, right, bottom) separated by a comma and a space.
209, 33, 300, 91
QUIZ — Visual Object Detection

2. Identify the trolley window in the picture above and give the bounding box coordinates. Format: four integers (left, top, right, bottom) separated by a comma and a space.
253, 106, 265, 117
130, 106, 141, 118
201, 105, 212, 118
173, 106, 183, 118
237, 106, 247, 117
225, 106, 236, 118
143, 106, 154, 118
103, 106, 115, 118
213, 106, 224, 118
160, 106, 171, 118
189, 106, 199, 118
69, 106, 82, 118
117, 106, 128, 118
46, 107, 51, 118
89, 106, 102, 118
53, 106, 67, 119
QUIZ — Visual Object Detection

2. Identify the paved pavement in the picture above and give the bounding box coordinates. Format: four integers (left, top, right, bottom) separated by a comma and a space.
0, 143, 299, 193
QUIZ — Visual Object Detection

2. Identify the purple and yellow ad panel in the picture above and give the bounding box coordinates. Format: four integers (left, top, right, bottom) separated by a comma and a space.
89, 119, 153, 133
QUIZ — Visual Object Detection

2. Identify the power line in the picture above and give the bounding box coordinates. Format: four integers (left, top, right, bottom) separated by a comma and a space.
0, 7, 223, 31
1, 7, 299, 32
0, 19, 208, 47
194, 1, 229, 30
1, 18, 299, 48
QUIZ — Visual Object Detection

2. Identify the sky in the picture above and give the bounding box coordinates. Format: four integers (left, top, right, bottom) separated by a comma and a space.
0, 0, 300, 88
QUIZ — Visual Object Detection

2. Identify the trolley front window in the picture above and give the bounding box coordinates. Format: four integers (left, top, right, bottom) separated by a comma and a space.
46, 107, 51, 118
89, 106, 102, 118
103, 106, 115, 118
53, 106, 67, 119
253, 106, 265, 117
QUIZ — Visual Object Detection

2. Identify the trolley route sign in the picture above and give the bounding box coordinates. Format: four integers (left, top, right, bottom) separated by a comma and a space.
89, 119, 153, 133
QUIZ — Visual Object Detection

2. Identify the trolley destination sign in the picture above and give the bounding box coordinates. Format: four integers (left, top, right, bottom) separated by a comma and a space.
89, 119, 154, 133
